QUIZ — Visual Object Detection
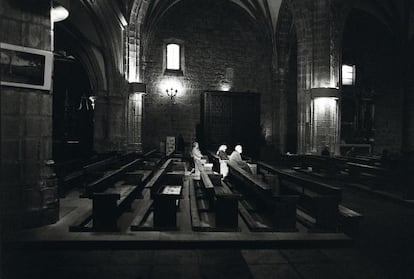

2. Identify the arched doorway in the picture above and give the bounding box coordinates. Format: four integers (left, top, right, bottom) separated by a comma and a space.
53, 26, 95, 162
342, 8, 401, 155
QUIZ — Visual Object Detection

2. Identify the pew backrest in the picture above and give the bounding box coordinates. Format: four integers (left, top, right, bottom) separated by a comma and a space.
256, 161, 342, 200
227, 161, 271, 192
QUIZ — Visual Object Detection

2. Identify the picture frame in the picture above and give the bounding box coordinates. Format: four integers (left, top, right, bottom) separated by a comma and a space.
0, 42, 53, 91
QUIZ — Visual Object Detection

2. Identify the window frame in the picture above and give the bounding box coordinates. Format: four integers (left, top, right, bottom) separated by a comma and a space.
163, 39, 184, 76
342, 64, 356, 86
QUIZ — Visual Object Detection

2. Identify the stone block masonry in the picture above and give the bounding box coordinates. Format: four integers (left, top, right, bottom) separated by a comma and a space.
141, 0, 273, 149
1, 0, 58, 232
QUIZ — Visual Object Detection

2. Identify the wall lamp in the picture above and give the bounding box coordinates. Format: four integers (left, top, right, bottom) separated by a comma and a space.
51, 0, 70, 22
166, 88, 178, 100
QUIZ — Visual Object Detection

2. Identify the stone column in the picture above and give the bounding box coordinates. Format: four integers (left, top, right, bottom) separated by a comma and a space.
126, 83, 145, 153
1, 0, 58, 231
293, 0, 346, 155
93, 93, 128, 153
277, 68, 288, 153
93, 93, 109, 153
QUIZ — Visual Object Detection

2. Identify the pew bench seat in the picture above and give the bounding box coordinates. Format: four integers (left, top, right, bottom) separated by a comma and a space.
347, 162, 392, 189
338, 204, 363, 236
227, 161, 298, 231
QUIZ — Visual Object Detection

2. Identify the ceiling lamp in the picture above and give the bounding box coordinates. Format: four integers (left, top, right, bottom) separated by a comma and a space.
51, 0, 70, 22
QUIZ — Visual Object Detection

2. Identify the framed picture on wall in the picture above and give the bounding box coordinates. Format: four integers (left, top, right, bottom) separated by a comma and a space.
0, 42, 53, 91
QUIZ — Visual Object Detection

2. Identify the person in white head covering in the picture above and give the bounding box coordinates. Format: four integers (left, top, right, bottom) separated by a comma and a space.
216, 144, 229, 160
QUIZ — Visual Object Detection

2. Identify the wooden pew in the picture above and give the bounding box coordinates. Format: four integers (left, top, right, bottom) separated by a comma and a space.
153, 185, 182, 228
69, 153, 159, 232
143, 158, 175, 198
338, 204, 363, 236
293, 155, 341, 177
255, 161, 342, 231
258, 161, 365, 234
56, 155, 117, 196
82, 157, 145, 197
347, 162, 391, 189
130, 158, 185, 230
81, 150, 158, 197
227, 161, 298, 231
196, 160, 240, 229
61, 150, 158, 197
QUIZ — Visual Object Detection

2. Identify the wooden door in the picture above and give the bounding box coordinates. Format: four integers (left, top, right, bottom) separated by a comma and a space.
201, 91, 260, 156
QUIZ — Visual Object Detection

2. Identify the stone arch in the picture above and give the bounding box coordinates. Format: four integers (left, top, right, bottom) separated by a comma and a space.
55, 24, 107, 95
77, 0, 125, 93
127, 0, 151, 82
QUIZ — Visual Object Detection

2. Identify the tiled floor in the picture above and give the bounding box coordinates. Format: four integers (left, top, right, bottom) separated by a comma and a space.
2, 186, 414, 278
2, 247, 389, 279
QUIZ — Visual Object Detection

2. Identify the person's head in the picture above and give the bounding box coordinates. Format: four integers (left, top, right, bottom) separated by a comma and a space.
193, 142, 199, 148
218, 145, 227, 152
235, 145, 243, 154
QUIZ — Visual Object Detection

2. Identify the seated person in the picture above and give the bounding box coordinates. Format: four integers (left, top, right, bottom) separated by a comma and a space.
190, 141, 204, 175
216, 144, 229, 178
216, 145, 229, 160
191, 141, 203, 161
346, 147, 356, 157
229, 145, 252, 174
321, 145, 331, 156
380, 149, 391, 167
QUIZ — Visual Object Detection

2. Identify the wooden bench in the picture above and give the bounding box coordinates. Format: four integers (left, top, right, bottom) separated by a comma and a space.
69, 154, 160, 232
56, 155, 116, 196
153, 185, 182, 228
62, 150, 158, 198
295, 155, 340, 176
82, 157, 145, 198
144, 158, 175, 198
196, 160, 240, 229
227, 161, 298, 231
83, 155, 118, 176
128, 158, 184, 231
347, 162, 391, 189
255, 161, 342, 231
338, 204, 363, 236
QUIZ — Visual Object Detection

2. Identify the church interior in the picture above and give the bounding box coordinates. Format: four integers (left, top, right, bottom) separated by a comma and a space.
1, 0, 414, 278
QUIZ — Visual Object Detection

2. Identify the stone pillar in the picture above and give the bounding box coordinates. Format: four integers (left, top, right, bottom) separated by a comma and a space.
293, 0, 346, 155
93, 93, 128, 153
296, 37, 313, 154
277, 68, 288, 153
0, 0, 58, 231
93, 93, 109, 153
126, 83, 145, 153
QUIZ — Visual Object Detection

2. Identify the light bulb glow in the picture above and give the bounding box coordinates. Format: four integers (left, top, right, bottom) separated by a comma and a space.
51, 6, 69, 22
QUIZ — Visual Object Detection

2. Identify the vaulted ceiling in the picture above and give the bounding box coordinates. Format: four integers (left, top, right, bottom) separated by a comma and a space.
127, 0, 283, 43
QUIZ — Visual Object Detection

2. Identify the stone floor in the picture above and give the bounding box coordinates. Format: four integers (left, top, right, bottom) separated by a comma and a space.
2, 185, 414, 279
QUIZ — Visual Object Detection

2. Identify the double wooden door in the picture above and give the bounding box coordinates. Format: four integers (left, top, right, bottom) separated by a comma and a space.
201, 91, 261, 156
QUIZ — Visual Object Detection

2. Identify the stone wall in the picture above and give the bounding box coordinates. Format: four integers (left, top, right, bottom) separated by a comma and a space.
0, 0, 58, 232
141, 0, 273, 150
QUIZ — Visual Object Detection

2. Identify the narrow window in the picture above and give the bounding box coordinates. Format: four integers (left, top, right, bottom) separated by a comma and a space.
166, 43, 180, 70
342, 64, 356, 85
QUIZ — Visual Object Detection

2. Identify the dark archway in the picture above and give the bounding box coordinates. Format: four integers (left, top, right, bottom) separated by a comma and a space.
342, 8, 401, 154
53, 25, 96, 162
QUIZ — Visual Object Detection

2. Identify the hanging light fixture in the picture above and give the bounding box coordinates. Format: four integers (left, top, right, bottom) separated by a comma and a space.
51, 0, 70, 22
